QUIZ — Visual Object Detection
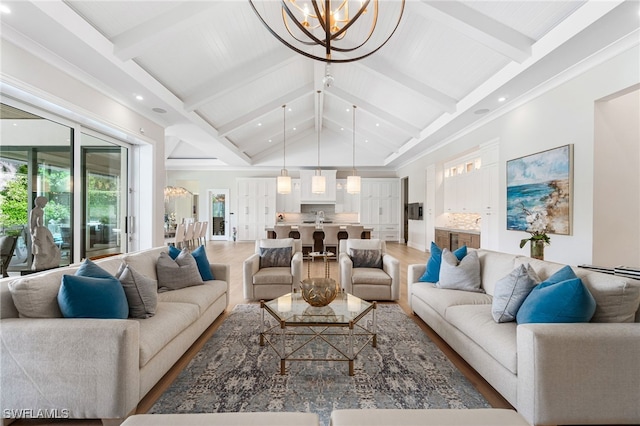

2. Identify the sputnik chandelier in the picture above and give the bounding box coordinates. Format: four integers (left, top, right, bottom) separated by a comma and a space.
249, 0, 405, 63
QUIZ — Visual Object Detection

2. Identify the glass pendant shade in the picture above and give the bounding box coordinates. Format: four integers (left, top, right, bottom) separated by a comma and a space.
312, 171, 326, 194
346, 175, 361, 194
277, 172, 291, 194
277, 104, 291, 194
347, 105, 361, 194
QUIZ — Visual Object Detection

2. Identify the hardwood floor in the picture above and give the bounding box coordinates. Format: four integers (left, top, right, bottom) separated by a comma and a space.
10, 241, 511, 426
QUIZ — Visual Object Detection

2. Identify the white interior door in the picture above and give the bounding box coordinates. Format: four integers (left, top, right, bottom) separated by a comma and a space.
209, 189, 229, 241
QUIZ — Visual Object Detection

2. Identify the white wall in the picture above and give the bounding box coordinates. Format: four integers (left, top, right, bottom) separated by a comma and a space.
593, 87, 640, 267
1, 39, 166, 249
398, 46, 640, 266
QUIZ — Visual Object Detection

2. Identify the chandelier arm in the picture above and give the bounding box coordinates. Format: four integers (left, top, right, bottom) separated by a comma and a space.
281, 1, 328, 47
249, 0, 405, 64
330, 0, 372, 41
329, 0, 379, 52
326, 0, 403, 61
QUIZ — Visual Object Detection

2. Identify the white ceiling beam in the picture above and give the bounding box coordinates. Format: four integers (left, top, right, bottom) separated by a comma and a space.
29, 1, 252, 166
327, 86, 421, 139
164, 135, 181, 160
183, 49, 298, 111
217, 83, 313, 137
414, 0, 533, 63
357, 57, 457, 113
112, 2, 221, 61
384, 0, 626, 166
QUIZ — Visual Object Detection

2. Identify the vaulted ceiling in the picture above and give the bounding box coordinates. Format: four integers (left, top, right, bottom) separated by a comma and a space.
1, 1, 638, 171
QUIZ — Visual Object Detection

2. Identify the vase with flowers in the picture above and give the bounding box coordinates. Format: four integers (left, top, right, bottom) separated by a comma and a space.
519, 205, 551, 260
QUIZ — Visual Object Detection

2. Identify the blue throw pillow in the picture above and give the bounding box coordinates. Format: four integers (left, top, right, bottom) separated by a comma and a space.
168, 245, 181, 259
58, 275, 129, 319
75, 258, 114, 279
191, 245, 214, 281
168, 246, 214, 281
418, 242, 467, 283
516, 277, 596, 324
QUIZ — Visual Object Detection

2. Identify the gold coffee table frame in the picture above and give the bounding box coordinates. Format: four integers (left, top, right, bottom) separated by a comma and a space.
260, 291, 377, 376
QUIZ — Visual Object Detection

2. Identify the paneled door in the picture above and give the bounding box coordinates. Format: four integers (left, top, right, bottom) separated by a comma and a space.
209, 189, 229, 241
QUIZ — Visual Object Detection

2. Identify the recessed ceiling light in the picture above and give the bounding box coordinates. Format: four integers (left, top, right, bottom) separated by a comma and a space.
0, 5, 11, 14
288, 108, 292, 112
340, 127, 344, 131
257, 123, 262, 126
375, 123, 380, 127
293, 127, 296, 131
474, 108, 490, 115
268, 139, 272, 143
346, 108, 350, 112
135, 94, 144, 101
498, 96, 507, 102
152, 107, 167, 114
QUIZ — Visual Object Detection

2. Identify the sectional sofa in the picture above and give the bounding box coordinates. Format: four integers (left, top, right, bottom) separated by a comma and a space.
408, 248, 640, 426
1, 246, 229, 425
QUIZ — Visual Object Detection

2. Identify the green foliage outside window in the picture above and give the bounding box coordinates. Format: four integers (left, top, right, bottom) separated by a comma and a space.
0, 164, 28, 233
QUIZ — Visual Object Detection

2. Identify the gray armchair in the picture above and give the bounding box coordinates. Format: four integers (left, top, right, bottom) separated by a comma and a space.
243, 238, 303, 300
339, 239, 400, 301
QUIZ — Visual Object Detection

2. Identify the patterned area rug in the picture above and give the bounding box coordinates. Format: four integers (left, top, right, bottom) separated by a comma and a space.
150, 304, 490, 425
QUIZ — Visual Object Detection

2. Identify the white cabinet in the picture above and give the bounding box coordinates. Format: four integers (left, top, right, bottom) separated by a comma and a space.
481, 163, 499, 250
335, 179, 360, 213
276, 179, 301, 213
443, 171, 482, 213
425, 165, 436, 247
360, 178, 400, 241
237, 178, 276, 241
300, 170, 337, 203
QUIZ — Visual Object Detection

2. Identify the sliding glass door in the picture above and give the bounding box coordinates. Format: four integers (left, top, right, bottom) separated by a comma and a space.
81, 134, 128, 259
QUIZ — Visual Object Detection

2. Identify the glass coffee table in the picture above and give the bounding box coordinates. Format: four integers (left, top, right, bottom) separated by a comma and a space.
260, 291, 377, 376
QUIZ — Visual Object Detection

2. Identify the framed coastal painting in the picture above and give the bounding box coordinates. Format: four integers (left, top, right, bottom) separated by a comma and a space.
506, 144, 573, 235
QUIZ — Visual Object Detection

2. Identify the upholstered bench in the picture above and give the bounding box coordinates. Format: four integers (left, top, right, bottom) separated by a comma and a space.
120, 412, 319, 426
330, 408, 529, 425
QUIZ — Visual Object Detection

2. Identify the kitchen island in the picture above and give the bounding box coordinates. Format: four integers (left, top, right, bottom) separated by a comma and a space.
265, 225, 372, 252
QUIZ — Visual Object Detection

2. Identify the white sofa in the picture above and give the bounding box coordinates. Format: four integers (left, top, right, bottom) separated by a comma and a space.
1, 246, 230, 425
408, 249, 640, 426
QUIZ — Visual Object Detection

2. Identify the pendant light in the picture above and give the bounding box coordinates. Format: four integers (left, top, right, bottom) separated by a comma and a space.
347, 105, 361, 194
277, 104, 292, 194
312, 90, 326, 194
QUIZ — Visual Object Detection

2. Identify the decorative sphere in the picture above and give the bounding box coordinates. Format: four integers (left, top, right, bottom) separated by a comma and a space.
300, 277, 338, 307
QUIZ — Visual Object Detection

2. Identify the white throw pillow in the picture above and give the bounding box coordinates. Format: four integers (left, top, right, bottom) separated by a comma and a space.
491, 263, 540, 323
438, 249, 483, 293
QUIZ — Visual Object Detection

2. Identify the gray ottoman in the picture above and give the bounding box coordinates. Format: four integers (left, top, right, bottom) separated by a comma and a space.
121, 412, 319, 426
330, 409, 529, 425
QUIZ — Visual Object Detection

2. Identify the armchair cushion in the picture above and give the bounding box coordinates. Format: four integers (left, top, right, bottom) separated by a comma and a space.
349, 248, 382, 268
253, 267, 293, 285
259, 247, 292, 268
351, 268, 392, 285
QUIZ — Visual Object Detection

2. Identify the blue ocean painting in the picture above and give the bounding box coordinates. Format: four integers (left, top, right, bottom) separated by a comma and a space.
506, 145, 572, 234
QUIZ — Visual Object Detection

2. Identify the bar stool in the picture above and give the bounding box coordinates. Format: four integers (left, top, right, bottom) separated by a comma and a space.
346, 225, 364, 239
274, 224, 292, 239
297, 225, 316, 259
322, 224, 341, 257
